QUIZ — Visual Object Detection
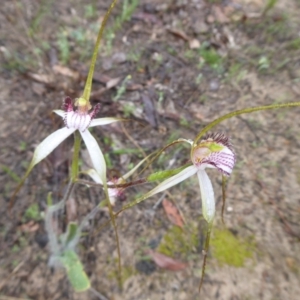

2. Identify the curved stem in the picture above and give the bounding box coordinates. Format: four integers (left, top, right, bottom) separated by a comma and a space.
193, 102, 300, 148
82, 0, 118, 102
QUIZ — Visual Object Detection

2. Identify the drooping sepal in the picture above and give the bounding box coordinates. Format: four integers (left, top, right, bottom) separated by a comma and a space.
197, 170, 215, 224
80, 130, 107, 185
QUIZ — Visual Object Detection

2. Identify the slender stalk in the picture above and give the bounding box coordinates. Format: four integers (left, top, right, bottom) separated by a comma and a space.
199, 222, 213, 293
103, 181, 122, 290
221, 175, 227, 225
193, 102, 300, 146
71, 131, 81, 182
47, 130, 81, 255
82, 0, 118, 102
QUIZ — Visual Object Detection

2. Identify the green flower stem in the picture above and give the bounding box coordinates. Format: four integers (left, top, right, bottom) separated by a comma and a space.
103, 181, 122, 290
82, 0, 118, 102
193, 102, 300, 146
71, 131, 81, 182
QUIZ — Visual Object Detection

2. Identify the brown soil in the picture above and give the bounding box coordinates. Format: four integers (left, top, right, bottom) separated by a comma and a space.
1, 0, 300, 299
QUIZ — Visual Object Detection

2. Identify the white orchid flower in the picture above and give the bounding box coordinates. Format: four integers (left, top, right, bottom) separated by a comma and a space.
27, 96, 120, 183
143, 133, 236, 224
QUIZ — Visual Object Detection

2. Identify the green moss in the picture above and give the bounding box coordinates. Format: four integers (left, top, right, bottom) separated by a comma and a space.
157, 224, 200, 259
108, 264, 136, 284
210, 228, 255, 267
24, 203, 41, 221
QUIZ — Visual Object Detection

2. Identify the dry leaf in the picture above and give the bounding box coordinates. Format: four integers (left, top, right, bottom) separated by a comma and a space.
212, 5, 230, 24
147, 249, 187, 271
19, 221, 39, 233
28, 72, 53, 84
52, 64, 79, 79
162, 199, 184, 228
167, 28, 190, 41
106, 77, 121, 89
66, 197, 77, 223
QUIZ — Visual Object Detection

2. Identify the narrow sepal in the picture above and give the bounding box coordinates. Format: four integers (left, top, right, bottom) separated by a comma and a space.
197, 170, 215, 223
89, 117, 121, 127
53, 109, 64, 118
122, 155, 153, 180
32, 127, 75, 167
80, 130, 106, 184
85, 169, 103, 185
10, 127, 75, 209
144, 165, 198, 199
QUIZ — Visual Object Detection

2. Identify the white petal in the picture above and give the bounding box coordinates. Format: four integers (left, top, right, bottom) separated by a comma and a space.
32, 127, 75, 167
53, 109, 65, 118
80, 130, 106, 184
144, 165, 198, 199
89, 117, 120, 127
85, 169, 103, 184
197, 170, 215, 223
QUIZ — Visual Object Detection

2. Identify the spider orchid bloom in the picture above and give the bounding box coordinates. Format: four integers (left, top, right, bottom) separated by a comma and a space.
27, 96, 120, 183
144, 133, 236, 224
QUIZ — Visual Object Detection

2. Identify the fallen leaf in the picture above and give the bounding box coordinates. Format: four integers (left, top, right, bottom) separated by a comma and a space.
28, 72, 53, 84
19, 221, 39, 232
162, 199, 184, 228
212, 5, 230, 24
52, 64, 79, 79
106, 77, 121, 89
147, 249, 187, 271
167, 28, 190, 41
66, 197, 77, 223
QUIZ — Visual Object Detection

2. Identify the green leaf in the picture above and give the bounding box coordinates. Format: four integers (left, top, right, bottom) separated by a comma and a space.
59, 250, 90, 292
64, 222, 79, 246
147, 164, 192, 182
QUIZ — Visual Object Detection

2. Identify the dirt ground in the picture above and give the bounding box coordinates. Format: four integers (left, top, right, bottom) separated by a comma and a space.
1, 0, 300, 299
